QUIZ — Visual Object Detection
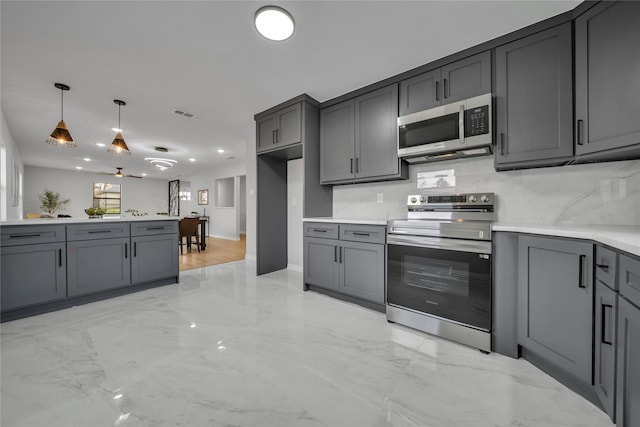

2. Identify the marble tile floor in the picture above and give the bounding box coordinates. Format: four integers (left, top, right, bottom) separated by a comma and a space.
1, 260, 614, 427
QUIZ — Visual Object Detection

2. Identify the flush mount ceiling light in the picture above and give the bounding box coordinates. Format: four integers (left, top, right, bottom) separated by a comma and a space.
144, 157, 177, 171
108, 100, 131, 155
254, 5, 295, 41
46, 83, 77, 148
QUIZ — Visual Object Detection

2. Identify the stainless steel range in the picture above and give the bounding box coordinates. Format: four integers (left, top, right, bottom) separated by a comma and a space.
386, 192, 495, 352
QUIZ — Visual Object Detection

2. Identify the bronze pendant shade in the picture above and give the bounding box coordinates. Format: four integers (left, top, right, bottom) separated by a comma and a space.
46, 83, 77, 148
108, 99, 131, 155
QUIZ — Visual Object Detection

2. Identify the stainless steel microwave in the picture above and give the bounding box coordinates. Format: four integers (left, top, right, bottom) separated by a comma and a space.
397, 93, 492, 163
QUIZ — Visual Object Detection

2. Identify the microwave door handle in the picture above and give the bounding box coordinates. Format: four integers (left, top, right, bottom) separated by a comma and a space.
459, 104, 465, 144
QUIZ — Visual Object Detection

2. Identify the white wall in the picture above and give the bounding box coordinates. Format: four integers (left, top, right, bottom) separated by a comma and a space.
239, 175, 246, 233
23, 166, 168, 218
332, 156, 640, 226
178, 161, 246, 240
1, 110, 24, 220
287, 159, 304, 271
245, 119, 257, 261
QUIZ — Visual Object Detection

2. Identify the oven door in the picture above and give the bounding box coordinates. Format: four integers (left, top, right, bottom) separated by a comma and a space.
387, 235, 491, 331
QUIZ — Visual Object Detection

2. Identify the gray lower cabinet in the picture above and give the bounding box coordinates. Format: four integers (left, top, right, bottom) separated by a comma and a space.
304, 236, 340, 291
594, 280, 617, 421
130, 220, 179, 284
575, 1, 640, 160
304, 222, 385, 305
616, 295, 640, 427
495, 22, 573, 169
339, 240, 384, 303
517, 235, 594, 385
1, 242, 66, 311
320, 84, 407, 185
67, 237, 131, 296
0, 225, 67, 311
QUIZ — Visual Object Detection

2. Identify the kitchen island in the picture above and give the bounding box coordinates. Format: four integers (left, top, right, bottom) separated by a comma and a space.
1, 217, 180, 322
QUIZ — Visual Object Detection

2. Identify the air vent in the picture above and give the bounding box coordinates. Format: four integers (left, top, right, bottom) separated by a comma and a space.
155, 146, 168, 153
173, 109, 199, 119
225, 156, 235, 160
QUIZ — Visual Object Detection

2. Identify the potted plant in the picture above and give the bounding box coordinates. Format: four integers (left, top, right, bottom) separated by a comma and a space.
84, 207, 106, 218
38, 189, 70, 215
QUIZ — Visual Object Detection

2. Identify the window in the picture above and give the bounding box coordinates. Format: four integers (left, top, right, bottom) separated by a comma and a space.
93, 182, 121, 214
179, 191, 191, 201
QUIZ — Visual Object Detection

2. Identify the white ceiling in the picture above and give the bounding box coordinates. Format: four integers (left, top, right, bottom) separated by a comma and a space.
1, 0, 581, 180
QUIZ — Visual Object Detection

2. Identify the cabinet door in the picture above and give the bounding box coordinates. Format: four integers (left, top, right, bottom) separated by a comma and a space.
594, 281, 617, 421
575, 2, 640, 156
495, 23, 573, 168
67, 237, 131, 297
256, 114, 276, 153
616, 297, 640, 427
399, 68, 441, 116
1, 242, 66, 311
320, 100, 356, 183
517, 235, 593, 384
131, 234, 179, 284
275, 103, 302, 147
339, 241, 385, 304
355, 84, 401, 181
441, 51, 491, 103
304, 237, 339, 291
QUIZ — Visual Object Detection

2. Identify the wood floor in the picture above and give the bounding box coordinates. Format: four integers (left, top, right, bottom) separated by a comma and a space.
178, 234, 246, 272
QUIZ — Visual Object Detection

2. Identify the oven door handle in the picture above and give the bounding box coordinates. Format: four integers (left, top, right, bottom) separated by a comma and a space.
387, 234, 492, 254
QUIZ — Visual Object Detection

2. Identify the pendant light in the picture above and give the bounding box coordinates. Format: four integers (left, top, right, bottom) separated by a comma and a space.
46, 83, 77, 147
108, 99, 131, 155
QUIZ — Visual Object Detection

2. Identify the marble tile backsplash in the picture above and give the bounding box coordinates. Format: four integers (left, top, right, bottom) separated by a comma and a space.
332, 156, 640, 225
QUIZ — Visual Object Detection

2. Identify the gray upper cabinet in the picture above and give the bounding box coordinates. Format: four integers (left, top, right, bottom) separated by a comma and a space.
495, 23, 573, 169
256, 103, 302, 153
517, 235, 594, 385
320, 100, 356, 183
320, 84, 407, 184
399, 51, 491, 116
617, 295, 640, 427
575, 1, 640, 160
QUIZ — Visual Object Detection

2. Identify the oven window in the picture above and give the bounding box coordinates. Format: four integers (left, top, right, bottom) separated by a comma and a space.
387, 244, 491, 330
399, 112, 459, 150
403, 255, 469, 297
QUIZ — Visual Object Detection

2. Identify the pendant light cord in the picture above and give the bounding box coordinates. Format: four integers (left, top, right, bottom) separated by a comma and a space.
60, 88, 64, 121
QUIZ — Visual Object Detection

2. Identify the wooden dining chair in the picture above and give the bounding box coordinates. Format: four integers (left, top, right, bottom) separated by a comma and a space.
179, 217, 201, 254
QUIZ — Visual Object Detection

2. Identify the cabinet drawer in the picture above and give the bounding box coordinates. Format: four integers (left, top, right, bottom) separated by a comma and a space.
67, 223, 130, 241
340, 224, 386, 244
596, 245, 618, 290
304, 222, 339, 239
620, 253, 640, 308
131, 220, 178, 236
1, 225, 66, 246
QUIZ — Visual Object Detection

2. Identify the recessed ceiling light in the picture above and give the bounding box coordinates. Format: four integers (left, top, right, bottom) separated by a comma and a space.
75, 166, 83, 170
112, 127, 122, 133
83, 158, 91, 162
255, 6, 295, 41
217, 149, 225, 153
189, 158, 196, 162
141, 173, 147, 177
96, 143, 106, 147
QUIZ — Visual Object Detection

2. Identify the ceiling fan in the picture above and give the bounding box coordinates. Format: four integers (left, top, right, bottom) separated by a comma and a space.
98, 167, 143, 179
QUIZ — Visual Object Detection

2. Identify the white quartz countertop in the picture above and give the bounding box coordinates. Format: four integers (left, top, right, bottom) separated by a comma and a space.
1, 216, 180, 227
303, 217, 388, 226
493, 223, 640, 257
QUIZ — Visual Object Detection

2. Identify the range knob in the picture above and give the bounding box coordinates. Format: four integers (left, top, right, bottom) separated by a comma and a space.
410, 196, 418, 204
480, 194, 490, 203
420, 196, 427, 203
468, 195, 477, 203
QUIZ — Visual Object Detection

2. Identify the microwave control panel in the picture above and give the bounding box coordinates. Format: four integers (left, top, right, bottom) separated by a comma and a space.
464, 105, 490, 137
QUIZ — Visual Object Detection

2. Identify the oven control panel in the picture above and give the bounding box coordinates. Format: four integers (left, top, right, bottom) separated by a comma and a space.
407, 192, 494, 208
